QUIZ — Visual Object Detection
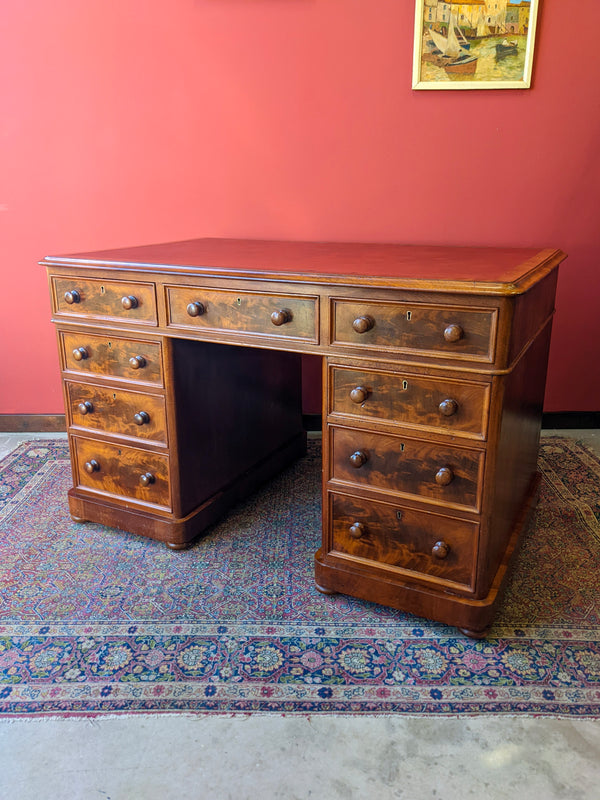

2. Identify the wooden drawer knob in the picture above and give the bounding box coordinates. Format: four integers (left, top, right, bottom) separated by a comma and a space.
186, 301, 205, 317
133, 411, 150, 426
271, 309, 292, 326
432, 540, 450, 559
129, 355, 146, 370
64, 290, 80, 304
350, 386, 370, 404
439, 398, 458, 417
435, 466, 454, 486
84, 459, 100, 474
78, 401, 94, 415
349, 521, 366, 539
140, 472, 155, 486
349, 450, 368, 468
443, 324, 464, 343
352, 315, 375, 334
121, 295, 138, 310
72, 347, 89, 361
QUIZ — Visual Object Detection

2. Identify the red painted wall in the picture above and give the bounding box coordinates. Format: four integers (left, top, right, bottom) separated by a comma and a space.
2, 1, 599, 415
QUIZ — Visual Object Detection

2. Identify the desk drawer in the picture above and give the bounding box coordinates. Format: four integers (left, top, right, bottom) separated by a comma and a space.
331, 299, 496, 362
52, 277, 157, 324
330, 426, 484, 512
329, 492, 477, 590
329, 365, 490, 439
166, 285, 318, 343
73, 437, 171, 509
59, 331, 163, 386
66, 382, 167, 443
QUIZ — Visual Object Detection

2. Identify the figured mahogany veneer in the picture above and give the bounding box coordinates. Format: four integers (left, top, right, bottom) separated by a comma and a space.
44, 238, 566, 636
166, 285, 319, 343
329, 365, 490, 439
52, 276, 157, 325
65, 382, 167, 443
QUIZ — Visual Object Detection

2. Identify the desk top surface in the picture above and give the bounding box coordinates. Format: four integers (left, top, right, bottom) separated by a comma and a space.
44, 238, 566, 295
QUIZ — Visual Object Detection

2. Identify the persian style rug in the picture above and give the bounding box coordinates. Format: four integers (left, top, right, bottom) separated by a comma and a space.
0, 436, 599, 718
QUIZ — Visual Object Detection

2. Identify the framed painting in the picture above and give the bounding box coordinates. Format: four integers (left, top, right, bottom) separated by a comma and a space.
412, 0, 539, 90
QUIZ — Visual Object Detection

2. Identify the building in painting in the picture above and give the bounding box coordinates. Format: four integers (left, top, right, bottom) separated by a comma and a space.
423, 0, 531, 38
423, 1, 451, 29
493, 1, 530, 35
516, 1, 531, 34
482, 1, 508, 34
450, 2, 487, 36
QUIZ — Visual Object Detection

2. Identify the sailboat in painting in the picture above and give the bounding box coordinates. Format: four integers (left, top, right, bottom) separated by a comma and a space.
425, 15, 478, 75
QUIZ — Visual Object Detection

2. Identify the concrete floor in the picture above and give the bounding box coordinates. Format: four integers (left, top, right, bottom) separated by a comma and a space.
1, 430, 599, 799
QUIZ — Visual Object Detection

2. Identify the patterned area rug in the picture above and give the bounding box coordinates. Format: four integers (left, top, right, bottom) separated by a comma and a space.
0, 436, 599, 718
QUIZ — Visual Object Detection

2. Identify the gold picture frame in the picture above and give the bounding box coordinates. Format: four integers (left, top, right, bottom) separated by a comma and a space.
412, 0, 539, 90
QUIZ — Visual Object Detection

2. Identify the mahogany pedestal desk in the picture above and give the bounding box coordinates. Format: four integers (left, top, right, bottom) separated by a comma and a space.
44, 239, 565, 637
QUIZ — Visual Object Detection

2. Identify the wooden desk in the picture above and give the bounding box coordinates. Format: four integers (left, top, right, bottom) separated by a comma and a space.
44, 239, 565, 636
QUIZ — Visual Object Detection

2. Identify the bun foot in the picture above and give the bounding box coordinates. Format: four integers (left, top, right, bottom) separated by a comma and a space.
458, 625, 491, 639
315, 581, 338, 595
166, 541, 193, 551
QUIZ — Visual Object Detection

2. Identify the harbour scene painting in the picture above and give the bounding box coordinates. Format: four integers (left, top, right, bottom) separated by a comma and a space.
413, 0, 539, 89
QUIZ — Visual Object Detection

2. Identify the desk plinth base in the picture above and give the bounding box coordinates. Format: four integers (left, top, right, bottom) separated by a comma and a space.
315, 474, 540, 637
68, 432, 307, 549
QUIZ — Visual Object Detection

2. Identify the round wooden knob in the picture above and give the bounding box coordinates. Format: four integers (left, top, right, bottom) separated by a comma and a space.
432, 540, 450, 559
78, 401, 94, 415
129, 355, 146, 370
133, 411, 150, 426
72, 347, 88, 361
349, 450, 368, 468
435, 467, 454, 486
439, 398, 458, 417
140, 472, 155, 487
349, 521, 366, 539
84, 459, 100, 474
186, 301, 205, 317
121, 295, 138, 310
64, 290, 80, 304
352, 315, 375, 334
350, 386, 370, 404
443, 324, 464, 343
271, 309, 292, 326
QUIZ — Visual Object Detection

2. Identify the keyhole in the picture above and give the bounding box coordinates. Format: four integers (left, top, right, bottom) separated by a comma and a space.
108, 341, 112, 348
402, 380, 408, 391
101, 286, 105, 294
406, 311, 412, 321
236, 298, 242, 306
400, 443, 405, 452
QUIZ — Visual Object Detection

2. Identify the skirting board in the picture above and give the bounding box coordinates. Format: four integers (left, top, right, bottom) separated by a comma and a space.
0, 414, 66, 432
